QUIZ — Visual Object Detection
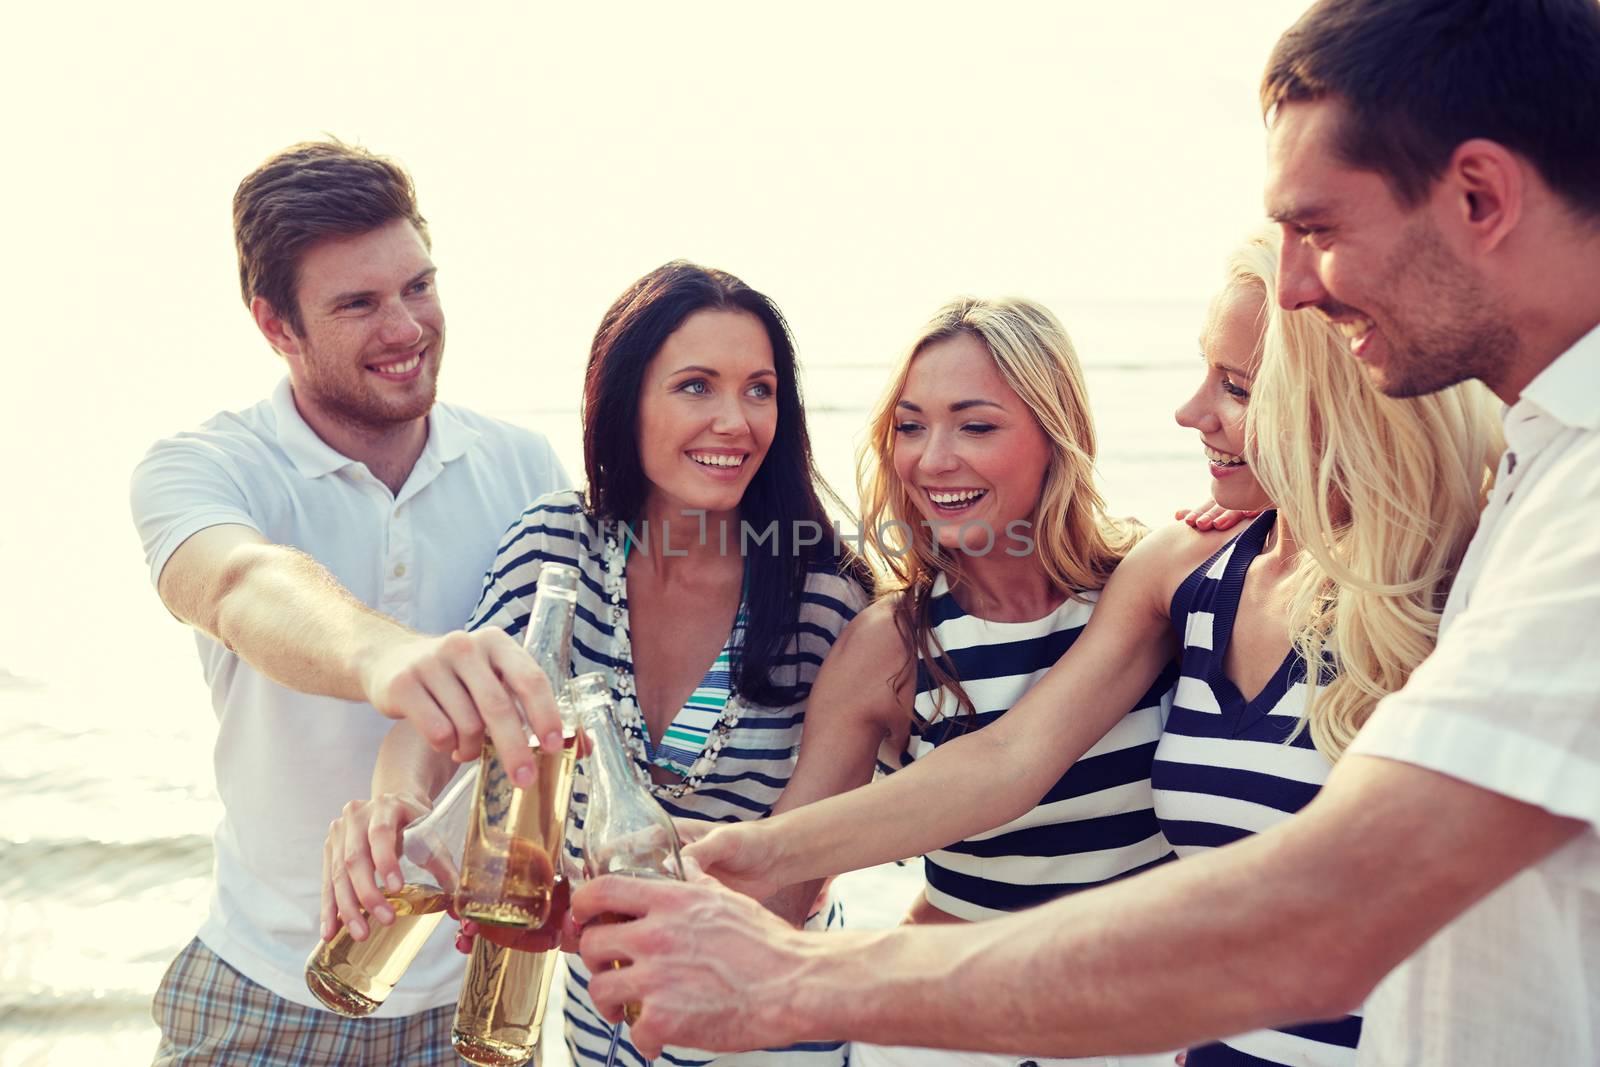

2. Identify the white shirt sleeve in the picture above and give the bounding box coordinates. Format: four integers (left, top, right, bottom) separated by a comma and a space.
129, 434, 262, 588
1347, 440, 1600, 830
547, 448, 572, 498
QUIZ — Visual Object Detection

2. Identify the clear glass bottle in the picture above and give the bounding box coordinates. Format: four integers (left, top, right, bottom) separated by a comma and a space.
576, 672, 683, 1026
453, 569, 585, 1062
454, 793, 578, 1065
450, 935, 565, 1066
457, 563, 581, 929
304, 764, 477, 1018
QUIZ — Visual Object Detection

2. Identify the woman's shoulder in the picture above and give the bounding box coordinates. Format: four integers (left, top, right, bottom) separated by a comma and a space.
509, 487, 590, 529
1129, 518, 1238, 573
820, 593, 911, 671
1107, 519, 1240, 616
490, 489, 603, 568
496, 489, 598, 537
800, 556, 874, 618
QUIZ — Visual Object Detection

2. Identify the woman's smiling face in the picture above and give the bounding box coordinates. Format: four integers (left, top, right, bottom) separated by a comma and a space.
1174, 281, 1273, 513
636, 309, 778, 517
891, 331, 1052, 554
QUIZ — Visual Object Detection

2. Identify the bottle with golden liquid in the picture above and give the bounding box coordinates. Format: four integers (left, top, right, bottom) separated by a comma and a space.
303, 765, 477, 1017
449, 885, 568, 1066
454, 673, 611, 1063
577, 674, 684, 1030
457, 562, 581, 929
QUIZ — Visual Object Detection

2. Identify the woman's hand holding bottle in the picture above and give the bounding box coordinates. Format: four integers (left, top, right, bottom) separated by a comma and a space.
679, 819, 785, 901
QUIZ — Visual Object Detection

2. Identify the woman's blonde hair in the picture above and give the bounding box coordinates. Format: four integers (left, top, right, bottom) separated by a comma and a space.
858, 297, 1142, 722
1235, 228, 1502, 758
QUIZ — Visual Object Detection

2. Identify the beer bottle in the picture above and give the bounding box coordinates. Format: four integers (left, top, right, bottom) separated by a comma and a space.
575, 672, 683, 1026
304, 764, 476, 1017
456, 563, 581, 929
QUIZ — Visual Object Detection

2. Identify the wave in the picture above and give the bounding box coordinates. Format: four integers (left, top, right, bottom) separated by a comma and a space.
0, 990, 154, 1024
0, 668, 46, 690
0, 835, 211, 899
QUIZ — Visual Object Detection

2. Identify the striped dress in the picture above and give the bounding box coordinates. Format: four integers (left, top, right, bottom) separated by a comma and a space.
897, 574, 1177, 919
467, 489, 867, 1067
1151, 511, 1362, 1066
852, 575, 1179, 1067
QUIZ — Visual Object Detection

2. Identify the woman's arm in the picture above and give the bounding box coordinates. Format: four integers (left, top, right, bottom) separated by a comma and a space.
752, 598, 914, 923
687, 523, 1219, 896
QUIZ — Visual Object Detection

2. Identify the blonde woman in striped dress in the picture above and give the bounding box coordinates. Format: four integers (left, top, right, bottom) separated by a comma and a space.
691, 295, 1183, 1067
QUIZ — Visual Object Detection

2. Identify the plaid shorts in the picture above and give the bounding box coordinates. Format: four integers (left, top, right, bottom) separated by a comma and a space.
151, 937, 457, 1066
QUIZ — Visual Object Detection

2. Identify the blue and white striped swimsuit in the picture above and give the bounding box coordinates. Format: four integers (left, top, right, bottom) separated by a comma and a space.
1152, 511, 1362, 1066
896, 574, 1177, 920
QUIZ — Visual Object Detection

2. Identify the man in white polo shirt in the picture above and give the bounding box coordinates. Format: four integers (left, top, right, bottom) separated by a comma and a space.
566, 2, 1599, 1063
131, 141, 570, 1065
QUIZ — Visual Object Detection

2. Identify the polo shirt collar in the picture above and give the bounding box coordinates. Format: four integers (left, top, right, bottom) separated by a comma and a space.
1518, 320, 1600, 432
268, 376, 481, 481
421, 397, 477, 467
270, 377, 355, 478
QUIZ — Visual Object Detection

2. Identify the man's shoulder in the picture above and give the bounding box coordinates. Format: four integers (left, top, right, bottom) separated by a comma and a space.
135, 398, 284, 478
435, 403, 571, 511
438, 402, 556, 456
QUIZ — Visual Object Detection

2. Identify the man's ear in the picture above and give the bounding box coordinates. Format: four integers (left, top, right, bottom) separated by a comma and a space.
1444, 138, 1524, 256
252, 296, 302, 359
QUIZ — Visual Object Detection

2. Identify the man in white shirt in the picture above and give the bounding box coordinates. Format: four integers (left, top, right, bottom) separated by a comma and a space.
568, 1, 1600, 1063
131, 141, 570, 1065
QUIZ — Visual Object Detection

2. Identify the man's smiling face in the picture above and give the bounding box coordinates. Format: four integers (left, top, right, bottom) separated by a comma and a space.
281, 217, 445, 433
1264, 96, 1514, 399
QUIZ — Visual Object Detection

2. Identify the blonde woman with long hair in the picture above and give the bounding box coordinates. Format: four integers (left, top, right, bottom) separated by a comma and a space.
685, 229, 1501, 1066
700, 295, 1181, 1067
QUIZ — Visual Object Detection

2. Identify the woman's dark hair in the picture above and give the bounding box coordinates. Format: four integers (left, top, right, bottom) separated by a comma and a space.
582, 260, 872, 707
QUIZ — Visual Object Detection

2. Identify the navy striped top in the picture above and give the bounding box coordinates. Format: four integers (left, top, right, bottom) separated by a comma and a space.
891, 573, 1177, 921
1152, 511, 1362, 1066
467, 490, 867, 1067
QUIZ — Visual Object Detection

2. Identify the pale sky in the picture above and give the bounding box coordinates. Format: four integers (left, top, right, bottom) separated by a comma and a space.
4, 1, 1311, 690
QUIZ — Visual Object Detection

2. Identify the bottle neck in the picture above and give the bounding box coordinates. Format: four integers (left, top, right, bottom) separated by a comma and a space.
578, 696, 685, 879
580, 700, 640, 793
524, 589, 576, 723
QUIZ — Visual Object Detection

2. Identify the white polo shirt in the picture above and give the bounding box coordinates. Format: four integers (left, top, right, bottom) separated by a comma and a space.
130, 377, 569, 1014
1347, 324, 1600, 1063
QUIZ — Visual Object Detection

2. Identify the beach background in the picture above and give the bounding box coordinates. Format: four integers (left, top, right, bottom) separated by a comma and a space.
3, 3, 1306, 1062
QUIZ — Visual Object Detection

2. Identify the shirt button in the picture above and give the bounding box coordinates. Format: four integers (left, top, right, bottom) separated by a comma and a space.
393, 563, 406, 577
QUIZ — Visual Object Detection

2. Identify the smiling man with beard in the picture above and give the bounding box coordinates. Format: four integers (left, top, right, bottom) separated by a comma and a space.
130, 141, 569, 1065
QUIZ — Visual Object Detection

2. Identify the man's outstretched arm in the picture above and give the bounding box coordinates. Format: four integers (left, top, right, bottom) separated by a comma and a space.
574, 753, 1582, 1059
157, 524, 563, 778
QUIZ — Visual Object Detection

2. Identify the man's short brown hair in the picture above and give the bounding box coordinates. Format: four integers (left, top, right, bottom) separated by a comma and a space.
1262, 0, 1600, 221
233, 140, 429, 334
